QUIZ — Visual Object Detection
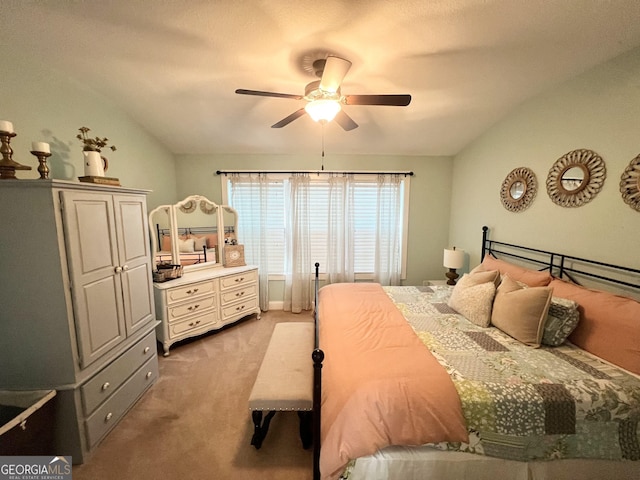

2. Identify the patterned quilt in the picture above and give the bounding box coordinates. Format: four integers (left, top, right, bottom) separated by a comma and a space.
383, 285, 640, 462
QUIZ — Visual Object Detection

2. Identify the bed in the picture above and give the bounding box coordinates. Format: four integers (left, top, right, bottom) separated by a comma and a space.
311, 227, 640, 480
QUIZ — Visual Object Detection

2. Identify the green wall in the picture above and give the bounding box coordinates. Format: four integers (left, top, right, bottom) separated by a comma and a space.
174, 153, 454, 288
450, 47, 640, 272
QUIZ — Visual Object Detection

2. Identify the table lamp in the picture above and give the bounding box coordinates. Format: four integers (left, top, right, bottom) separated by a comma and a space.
443, 247, 464, 285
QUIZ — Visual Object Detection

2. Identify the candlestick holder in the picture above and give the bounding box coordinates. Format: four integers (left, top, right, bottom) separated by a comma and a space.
0, 130, 32, 179
31, 150, 52, 179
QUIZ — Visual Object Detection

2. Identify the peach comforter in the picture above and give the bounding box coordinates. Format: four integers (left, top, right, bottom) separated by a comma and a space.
318, 283, 468, 480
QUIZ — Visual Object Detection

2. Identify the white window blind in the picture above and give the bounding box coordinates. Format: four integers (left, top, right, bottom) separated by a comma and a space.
224, 173, 409, 278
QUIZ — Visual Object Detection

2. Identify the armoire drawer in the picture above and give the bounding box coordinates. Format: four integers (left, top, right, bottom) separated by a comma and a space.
169, 311, 217, 339
220, 296, 258, 323
219, 269, 257, 291
220, 283, 257, 305
167, 295, 216, 322
81, 331, 157, 416
85, 355, 158, 448
166, 280, 215, 304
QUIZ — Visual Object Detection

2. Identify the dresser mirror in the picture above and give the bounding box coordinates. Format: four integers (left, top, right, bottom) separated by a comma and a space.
149, 195, 238, 273
546, 149, 606, 207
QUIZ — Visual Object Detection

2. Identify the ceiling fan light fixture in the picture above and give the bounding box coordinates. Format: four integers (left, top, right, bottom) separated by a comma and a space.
305, 99, 341, 123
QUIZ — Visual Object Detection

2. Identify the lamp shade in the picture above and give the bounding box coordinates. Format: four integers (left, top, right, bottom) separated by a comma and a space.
443, 248, 464, 269
305, 99, 341, 122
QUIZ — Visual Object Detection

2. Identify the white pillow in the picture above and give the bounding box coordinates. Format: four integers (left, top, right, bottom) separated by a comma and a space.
178, 238, 195, 253
192, 236, 208, 251
447, 271, 499, 327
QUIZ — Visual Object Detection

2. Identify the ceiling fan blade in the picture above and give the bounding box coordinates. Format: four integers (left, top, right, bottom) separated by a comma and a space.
319, 56, 352, 93
271, 108, 307, 128
235, 89, 303, 100
334, 110, 358, 131
344, 94, 412, 106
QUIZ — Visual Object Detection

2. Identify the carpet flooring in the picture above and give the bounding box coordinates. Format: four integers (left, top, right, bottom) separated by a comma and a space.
74, 310, 314, 480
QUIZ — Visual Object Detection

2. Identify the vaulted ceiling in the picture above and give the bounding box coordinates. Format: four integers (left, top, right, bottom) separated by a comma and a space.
4, 0, 640, 156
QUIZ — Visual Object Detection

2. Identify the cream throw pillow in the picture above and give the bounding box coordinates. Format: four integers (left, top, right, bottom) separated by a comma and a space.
178, 238, 196, 253
447, 270, 500, 327
192, 236, 208, 251
491, 275, 553, 348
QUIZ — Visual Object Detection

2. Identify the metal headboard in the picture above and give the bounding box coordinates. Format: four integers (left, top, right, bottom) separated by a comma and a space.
481, 226, 640, 291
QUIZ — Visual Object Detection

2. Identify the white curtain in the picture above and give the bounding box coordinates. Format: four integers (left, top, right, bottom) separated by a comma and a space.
374, 174, 403, 285
283, 173, 313, 313
229, 173, 271, 311
326, 174, 355, 283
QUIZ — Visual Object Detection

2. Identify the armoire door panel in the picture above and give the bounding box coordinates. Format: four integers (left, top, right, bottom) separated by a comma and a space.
122, 262, 154, 335
115, 197, 150, 263
77, 275, 126, 368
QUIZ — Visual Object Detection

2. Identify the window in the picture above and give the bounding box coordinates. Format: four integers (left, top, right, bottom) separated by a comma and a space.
223, 172, 410, 281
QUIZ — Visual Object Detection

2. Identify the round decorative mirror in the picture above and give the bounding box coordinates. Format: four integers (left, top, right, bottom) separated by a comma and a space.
620, 154, 640, 212
546, 149, 606, 207
500, 167, 537, 212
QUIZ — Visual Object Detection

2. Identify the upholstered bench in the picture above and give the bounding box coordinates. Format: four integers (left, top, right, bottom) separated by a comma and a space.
248, 321, 314, 449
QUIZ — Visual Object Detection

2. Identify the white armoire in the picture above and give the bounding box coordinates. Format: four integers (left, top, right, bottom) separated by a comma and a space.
0, 179, 159, 463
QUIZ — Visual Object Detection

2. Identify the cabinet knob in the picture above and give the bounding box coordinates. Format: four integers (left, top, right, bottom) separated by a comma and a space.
187, 304, 200, 311
114, 266, 122, 273
146, 371, 153, 379
236, 305, 245, 312
186, 288, 199, 294
105, 412, 113, 422
235, 291, 245, 297
143, 347, 150, 354
235, 277, 244, 282
122, 264, 129, 271
102, 382, 110, 391
189, 320, 201, 327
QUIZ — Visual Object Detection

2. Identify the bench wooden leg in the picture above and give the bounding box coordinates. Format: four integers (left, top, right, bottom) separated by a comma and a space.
250, 410, 276, 449
298, 411, 313, 449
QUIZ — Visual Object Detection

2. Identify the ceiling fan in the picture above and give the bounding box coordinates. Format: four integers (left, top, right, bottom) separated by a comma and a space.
235, 55, 411, 131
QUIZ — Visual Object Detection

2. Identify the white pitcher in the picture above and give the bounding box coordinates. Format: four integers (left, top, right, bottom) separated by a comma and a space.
83, 151, 108, 177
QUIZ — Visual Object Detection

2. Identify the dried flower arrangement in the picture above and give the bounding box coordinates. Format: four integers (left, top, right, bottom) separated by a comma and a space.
77, 127, 117, 152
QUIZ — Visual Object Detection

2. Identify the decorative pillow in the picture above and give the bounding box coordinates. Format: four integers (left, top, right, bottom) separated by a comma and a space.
178, 238, 195, 253
161, 235, 172, 251
191, 235, 208, 251
542, 296, 580, 346
491, 275, 553, 347
550, 279, 640, 375
447, 271, 499, 327
481, 255, 552, 287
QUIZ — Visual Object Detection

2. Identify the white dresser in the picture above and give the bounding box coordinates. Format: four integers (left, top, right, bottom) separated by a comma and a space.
154, 265, 260, 355
0, 180, 159, 463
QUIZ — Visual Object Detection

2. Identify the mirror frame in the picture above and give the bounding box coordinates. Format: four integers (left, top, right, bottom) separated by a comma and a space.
546, 149, 606, 208
500, 167, 537, 212
620, 153, 640, 212
149, 195, 238, 273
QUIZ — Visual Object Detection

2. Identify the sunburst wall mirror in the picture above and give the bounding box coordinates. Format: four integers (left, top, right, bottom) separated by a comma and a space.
620, 154, 640, 212
500, 167, 537, 212
546, 149, 606, 207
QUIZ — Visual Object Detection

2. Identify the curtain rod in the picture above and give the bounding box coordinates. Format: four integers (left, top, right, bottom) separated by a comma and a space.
216, 169, 414, 176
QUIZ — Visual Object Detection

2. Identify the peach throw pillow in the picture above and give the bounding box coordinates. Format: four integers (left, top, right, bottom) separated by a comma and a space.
481, 256, 552, 287
550, 279, 640, 375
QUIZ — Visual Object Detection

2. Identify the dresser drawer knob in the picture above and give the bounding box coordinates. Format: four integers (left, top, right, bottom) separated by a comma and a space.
189, 320, 201, 327
146, 371, 153, 379
235, 291, 245, 297
236, 305, 245, 312
105, 412, 113, 422
186, 288, 199, 295
187, 304, 200, 311
143, 346, 150, 354
101, 382, 110, 391
235, 277, 244, 282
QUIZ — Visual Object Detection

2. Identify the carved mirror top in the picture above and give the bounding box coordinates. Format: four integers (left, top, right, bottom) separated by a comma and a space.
546, 149, 606, 208
500, 167, 537, 212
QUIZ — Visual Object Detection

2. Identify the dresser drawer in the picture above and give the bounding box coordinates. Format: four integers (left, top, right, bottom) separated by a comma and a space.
219, 269, 257, 291
169, 311, 217, 339
81, 331, 157, 416
166, 280, 215, 304
220, 296, 258, 323
85, 356, 158, 448
220, 283, 257, 306
167, 295, 216, 322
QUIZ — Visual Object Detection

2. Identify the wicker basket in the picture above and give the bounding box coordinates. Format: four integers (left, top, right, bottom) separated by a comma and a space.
153, 263, 183, 282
